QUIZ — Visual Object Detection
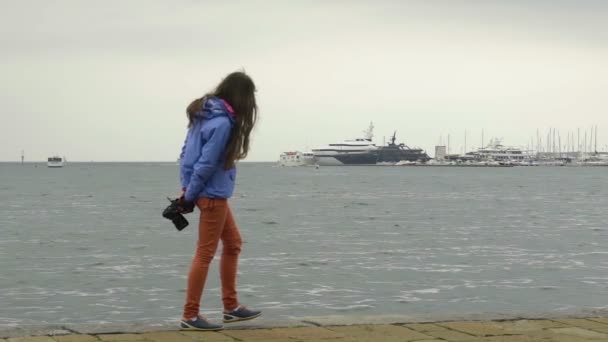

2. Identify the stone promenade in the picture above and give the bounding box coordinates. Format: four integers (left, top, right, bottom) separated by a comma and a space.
4, 318, 608, 341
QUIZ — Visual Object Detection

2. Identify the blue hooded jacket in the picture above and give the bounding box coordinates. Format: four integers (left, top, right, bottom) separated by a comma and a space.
180, 97, 236, 201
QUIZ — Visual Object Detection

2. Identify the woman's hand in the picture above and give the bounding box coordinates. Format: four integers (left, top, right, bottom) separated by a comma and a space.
176, 195, 195, 214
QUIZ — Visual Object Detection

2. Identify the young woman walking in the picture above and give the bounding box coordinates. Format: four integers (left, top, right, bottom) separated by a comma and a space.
175, 71, 260, 331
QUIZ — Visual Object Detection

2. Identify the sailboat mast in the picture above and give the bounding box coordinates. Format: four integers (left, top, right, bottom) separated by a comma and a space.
589, 126, 593, 155
448, 134, 451, 155
584, 131, 588, 156
577, 128, 580, 154
595, 125, 598, 153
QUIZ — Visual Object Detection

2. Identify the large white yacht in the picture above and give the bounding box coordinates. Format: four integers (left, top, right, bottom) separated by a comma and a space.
312, 123, 379, 166
465, 139, 533, 162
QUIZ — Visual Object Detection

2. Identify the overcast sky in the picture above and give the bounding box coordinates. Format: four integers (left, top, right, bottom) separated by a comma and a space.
1, 0, 607, 161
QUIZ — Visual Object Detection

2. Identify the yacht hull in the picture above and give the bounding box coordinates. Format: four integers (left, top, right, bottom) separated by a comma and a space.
315, 152, 378, 166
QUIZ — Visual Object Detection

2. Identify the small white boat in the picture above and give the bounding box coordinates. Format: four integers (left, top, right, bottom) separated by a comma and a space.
47, 156, 65, 168
279, 151, 316, 167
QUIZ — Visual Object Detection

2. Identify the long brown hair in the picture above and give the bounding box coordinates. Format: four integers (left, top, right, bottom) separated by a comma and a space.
186, 72, 258, 169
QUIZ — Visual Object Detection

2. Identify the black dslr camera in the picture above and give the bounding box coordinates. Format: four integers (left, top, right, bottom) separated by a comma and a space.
162, 197, 189, 231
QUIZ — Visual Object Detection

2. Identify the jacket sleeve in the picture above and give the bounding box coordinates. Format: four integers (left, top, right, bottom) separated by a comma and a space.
184, 119, 232, 201
179, 135, 188, 190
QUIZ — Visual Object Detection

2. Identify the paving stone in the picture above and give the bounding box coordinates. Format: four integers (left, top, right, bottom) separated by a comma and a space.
554, 319, 608, 332
577, 319, 608, 334
482, 334, 581, 342
181, 331, 235, 341
52, 335, 99, 342
223, 326, 344, 341
220, 329, 292, 341
481, 336, 534, 342
404, 323, 451, 332
416, 327, 478, 341
293, 337, 358, 342
438, 322, 508, 336
549, 327, 608, 339
96, 334, 148, 341
489, 319, 568, 333
487, 331, 601, 342
583, 328, 608, 335
542, 337, 592, 342
299, 315, 413, 326
8, 337, 56, 342
139, 332, 194, 342
327, 324, 433, 341
587, 318, 608, 325
526, 330, 598, 342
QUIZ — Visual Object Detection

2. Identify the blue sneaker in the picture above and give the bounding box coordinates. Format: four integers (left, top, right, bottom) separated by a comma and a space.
180, 316, 224, 331
223, 305, 262, 323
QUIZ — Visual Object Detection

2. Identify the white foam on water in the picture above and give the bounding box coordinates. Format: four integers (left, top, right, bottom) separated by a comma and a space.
322, 304, 374, 311
396, 296, 422, 303
412, 288, 440, 294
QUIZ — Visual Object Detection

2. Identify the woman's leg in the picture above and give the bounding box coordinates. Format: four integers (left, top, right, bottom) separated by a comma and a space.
183, 198, 228, 319
219, 203, 242, 311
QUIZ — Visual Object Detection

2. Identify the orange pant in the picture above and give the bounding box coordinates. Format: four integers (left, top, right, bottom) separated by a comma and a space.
183, 198, 242, 319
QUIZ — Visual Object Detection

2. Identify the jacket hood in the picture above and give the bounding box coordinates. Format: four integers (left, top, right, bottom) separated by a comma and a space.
194, 97, 236, 123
